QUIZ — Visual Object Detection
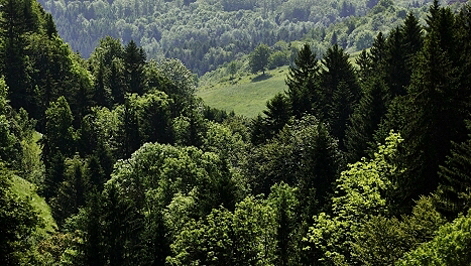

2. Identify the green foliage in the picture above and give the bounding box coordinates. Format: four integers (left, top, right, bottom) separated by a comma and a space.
285, 44, 319, 118
167, 195, 277, 266
50, 156, 88, 226
306, 132, 403, 265
319, 44, 360, 150
247, 115, 341, 214
345, 76, 389, 163
42, 96, 77, 199
251, 93, 291, 144
267, 182, 301, 266
397, 210, 471, 266
250, 44, 272, 75
352, 197, 445, 265
435, 124, 471, 218
390, 2, 470, 208
0, 164, 40, 265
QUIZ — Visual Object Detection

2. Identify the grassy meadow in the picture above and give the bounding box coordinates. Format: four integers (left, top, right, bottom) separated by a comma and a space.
197, 66, 289, 117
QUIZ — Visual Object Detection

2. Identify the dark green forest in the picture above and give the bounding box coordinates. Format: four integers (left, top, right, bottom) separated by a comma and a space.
2, 0, 471, 265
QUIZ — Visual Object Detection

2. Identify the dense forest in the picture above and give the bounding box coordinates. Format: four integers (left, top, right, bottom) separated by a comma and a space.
36, 0, 445, 75
2, 0, 471, 265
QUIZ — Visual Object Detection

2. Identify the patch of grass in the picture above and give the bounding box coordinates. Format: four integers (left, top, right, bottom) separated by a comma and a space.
10, 175, 57, 236
197, 50, 362, 118
197, 66, 289, 117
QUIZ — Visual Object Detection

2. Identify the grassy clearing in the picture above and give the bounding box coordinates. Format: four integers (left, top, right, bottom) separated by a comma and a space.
197, 50, 363, 118
10, 175, 57, 236
197, 66, 289, 117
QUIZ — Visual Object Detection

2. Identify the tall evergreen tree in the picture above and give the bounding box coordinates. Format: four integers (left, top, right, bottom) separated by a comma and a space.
345, 77, 389, 163
394, 4, 467, 209
0, 0, 32, 112
356, 32, 386, 85
51, 156, 89, 226
109, 58, 126, 105
118, 98, 141, 159
93, 62, 112, 108
319, 44, 360, 149
268, 182, 301, 266
285, 44, 319, 118
436, 125, 471, 219
124, 40, 146, 95
383, 27, 408, 97
42, 96, 77, 199
251, 93, 291, 145
401, 13, 423, 69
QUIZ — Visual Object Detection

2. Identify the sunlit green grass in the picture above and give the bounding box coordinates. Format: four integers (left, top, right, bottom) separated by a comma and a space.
10, 175, 57, 235
197, 50, 362, 118
197, 66, 289, 117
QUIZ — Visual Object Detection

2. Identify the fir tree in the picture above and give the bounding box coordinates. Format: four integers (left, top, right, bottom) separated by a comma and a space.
345, 77, 388, 163
319, 44, 360, 149
285, 44, 319, 118
124, 40, 146, 95
436, 125, 471, 219
394, 7, 467, 209
0, 0, 32, 112
254, 93, 291, 144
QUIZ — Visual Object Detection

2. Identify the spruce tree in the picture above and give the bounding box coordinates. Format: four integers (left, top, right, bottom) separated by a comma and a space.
118, 98, 141, 159
394, 5, 467, 208
124, 40, 146, 95
44, 13, 57, 38
383, 28, 408, 97
252, 93, 291, 143
319, 44, 360, 149
51, 156, 89, 226
436, 127, 471, 219
345, 77, 388, 163
355, 50, 371, 84
42, 97, 77, 199
93, 62, 112, 108
109, 58, 126, 105
0, 0, 32, 112
401, 13, 423, 69
285, 44, 319, 118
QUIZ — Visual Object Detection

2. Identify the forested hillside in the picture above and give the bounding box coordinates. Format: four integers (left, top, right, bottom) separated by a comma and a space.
37, 0, 441, 75
2, 0, 471, 265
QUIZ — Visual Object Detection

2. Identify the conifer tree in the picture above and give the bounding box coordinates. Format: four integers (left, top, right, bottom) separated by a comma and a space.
93, 62, 112, 108
394, 4, 467, 208
44, 13, 57, 38
285, 44, 319, 118
109, 58, 126, 105
345, 77, 388, 163
251, 93, 291, 144
118, 98, 141, 159
383, 28, 408, 97
268, 182, 301, 266
319, 44, 359, 149
51, 156, 89, 226
355, 50, 371, 84
82, 190, 106, 266
401, 13, 423, 68
124, 40, 146, 95
436, 126, 471, 219
371, 32, 386, 63
0, 0, 32, 112
42, 97, 77, 199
